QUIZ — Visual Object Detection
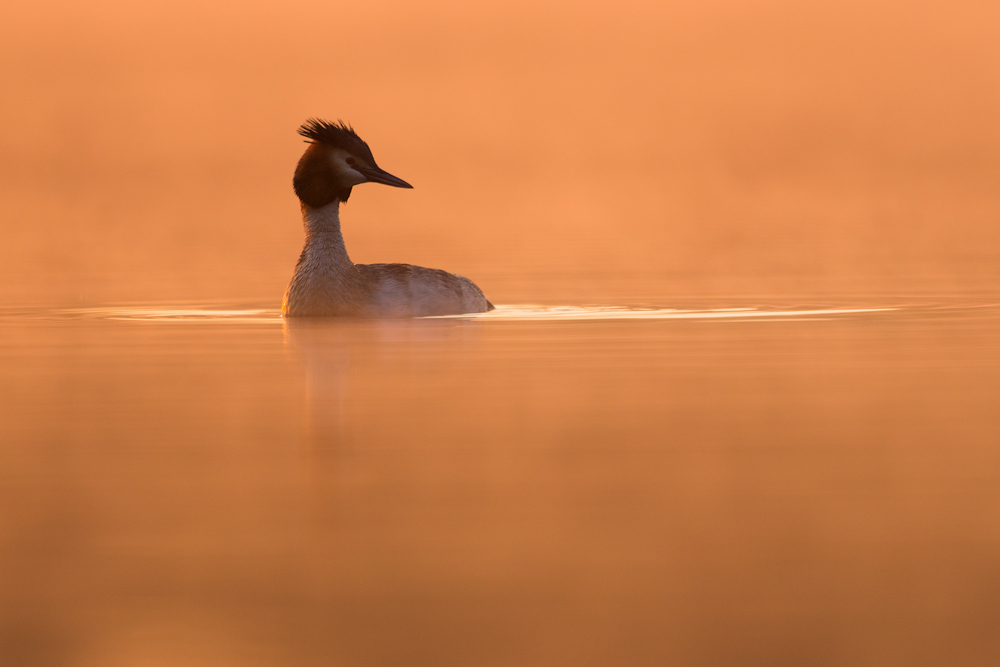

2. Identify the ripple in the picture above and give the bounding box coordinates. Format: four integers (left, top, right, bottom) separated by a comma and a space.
9, 302, 995, 323
439, 304, 899, 321
50, 307, 281, 323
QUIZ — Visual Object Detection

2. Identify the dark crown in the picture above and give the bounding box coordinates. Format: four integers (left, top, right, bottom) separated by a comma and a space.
297, 118, 376, 163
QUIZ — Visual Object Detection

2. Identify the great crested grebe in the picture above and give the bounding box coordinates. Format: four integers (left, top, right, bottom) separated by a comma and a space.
282, 119, 493, 317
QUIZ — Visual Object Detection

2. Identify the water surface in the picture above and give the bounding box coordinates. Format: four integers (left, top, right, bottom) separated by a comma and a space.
3, 297, 999, 666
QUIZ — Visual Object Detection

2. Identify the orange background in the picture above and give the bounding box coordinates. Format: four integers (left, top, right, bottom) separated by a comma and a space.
2, 0, 998, 305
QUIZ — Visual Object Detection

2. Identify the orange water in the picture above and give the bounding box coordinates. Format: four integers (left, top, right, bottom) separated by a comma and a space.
3, 300, 1000, 666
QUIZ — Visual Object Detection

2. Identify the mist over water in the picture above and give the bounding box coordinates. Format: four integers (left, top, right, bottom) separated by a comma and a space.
2, 0, 999, 305
2, 1, 1000, 665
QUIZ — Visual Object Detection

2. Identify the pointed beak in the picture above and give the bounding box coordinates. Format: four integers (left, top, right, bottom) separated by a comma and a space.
359, 165, 413, 189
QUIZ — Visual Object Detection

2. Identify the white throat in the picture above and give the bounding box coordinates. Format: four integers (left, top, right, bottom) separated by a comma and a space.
301, 201, 353, 272
304, 201, 343, 236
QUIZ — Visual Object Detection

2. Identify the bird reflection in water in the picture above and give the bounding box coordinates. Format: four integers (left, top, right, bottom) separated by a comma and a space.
282, 316, 483, 458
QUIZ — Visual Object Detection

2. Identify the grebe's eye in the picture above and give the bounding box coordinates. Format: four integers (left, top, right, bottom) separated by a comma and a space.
346, 157, 356, 166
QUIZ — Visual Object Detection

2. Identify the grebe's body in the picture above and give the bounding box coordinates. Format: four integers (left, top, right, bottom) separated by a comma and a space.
285, 200, 491, 317
283, 119, 492, 318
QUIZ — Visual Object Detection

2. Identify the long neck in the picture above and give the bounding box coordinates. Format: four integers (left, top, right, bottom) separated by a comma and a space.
300, 201, 353, 271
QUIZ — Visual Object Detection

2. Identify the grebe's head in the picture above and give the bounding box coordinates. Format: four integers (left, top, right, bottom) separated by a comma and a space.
293, 119, 413, 208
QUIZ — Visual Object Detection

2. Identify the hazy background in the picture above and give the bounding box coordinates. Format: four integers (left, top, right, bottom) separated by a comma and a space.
2, 0, 998, 307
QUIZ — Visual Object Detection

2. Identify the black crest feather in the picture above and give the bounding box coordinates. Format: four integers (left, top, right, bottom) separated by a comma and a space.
297, 118, 375, 163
